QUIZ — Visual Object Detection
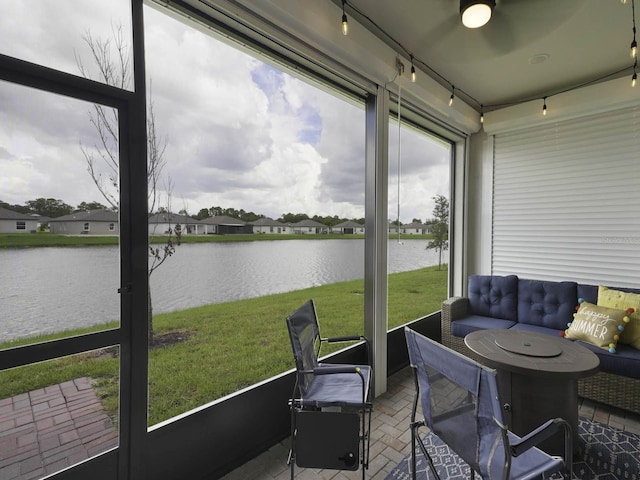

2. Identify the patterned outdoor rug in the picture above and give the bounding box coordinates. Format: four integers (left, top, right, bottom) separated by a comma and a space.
385, 417, 640, 479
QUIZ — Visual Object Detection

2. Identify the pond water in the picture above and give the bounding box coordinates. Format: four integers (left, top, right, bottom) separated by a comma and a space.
0, 239, 439, 341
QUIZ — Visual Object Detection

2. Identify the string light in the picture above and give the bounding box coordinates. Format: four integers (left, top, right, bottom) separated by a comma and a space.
341, 0, 349, 36
632, 0, 637, 58
410, 55, 416, 83
633, 59, 638, 86
349, 1, 634, 124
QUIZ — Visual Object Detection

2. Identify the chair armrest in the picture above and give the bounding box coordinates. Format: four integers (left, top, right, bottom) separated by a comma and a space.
324, 335, 364, 343
441, 297, 470, 323
313, 365, 364, 375
509, 418, 571, 458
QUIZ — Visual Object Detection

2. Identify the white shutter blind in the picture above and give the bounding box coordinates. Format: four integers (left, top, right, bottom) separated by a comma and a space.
492, 106, 640, 288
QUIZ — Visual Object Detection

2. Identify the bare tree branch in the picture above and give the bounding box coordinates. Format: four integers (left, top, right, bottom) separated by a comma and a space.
77, 24, 175, 341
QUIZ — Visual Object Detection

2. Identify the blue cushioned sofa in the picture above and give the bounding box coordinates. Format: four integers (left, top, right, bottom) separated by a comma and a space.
441, 274, 640, 413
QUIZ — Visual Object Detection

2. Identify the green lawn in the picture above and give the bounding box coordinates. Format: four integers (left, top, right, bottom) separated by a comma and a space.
0, 265, 447, 425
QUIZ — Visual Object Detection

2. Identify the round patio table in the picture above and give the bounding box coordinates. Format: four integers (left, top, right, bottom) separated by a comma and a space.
465, 329, 600, 456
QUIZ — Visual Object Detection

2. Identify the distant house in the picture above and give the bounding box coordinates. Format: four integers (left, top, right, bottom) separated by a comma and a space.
49, 210, 119, 235
290, 219, 329, 234
388, 223, 400, 235
250, 217, 290, 234
148, 213, 205, 235
0, 207, 43, 233
201, 215, 253, 235
333, 220, 364, 234
400, 222, 429, 235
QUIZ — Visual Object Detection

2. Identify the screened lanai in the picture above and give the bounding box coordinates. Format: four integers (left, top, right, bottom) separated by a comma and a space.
1, 1, 639, 479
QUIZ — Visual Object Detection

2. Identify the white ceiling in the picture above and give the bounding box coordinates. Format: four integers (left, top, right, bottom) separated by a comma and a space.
344, 0, 635, 111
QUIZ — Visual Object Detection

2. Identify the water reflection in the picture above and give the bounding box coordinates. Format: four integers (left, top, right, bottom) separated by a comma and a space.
1, 239, 438, 340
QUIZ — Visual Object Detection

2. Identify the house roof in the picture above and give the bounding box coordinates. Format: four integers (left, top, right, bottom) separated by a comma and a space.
200, 215, 247, 226
148, 213, 202, 224
402, 222, 427, 229
0, 206, 42, 221
334, 220, 363, 228
49, 209, 118, 222
250, 217, 284, 226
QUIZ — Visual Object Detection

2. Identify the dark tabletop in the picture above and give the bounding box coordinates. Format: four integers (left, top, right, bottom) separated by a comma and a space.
465, 329, 600, 379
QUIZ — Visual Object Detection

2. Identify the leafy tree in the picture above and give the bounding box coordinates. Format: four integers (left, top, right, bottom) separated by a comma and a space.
194, 208, 211, 220
76, 201, 110, 212
425, 194, 449, 270
278, 213, 309, 224
25, 198, 73, 218
76, 25, 176, 343
412, 218, 423, 224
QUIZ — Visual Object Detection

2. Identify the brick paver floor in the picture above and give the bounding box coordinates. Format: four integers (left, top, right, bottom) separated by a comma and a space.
0, 377, 118, 480
1, 370, 639, 480
220, 367, 640, 480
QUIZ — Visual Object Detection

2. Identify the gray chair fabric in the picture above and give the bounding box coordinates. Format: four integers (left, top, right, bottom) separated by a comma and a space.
404, 327, 572, 480
286, 299, 372, 479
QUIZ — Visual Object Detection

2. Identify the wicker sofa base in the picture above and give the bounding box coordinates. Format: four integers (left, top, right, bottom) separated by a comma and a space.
578, 371, 640, 414
441, 300, 640, 415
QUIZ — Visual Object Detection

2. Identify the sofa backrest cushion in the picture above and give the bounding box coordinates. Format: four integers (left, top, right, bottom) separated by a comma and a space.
579, 283, 640, 304
468, 275, 519, 321
517, 279, 578, 329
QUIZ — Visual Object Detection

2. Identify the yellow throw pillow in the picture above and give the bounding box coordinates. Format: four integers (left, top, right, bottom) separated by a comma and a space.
598, 285, 640, 349
564, 301, 630, 352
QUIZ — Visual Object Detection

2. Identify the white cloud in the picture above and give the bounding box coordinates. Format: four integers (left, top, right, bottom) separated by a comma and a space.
0, 1, 450, 223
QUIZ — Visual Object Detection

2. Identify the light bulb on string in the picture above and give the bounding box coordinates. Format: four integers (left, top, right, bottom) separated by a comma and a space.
480, 105, 484, 124
410, 55, 416, 83
341, 0, 349, 35
449, 86, 455, 106
632, 0, 637, 58
543, 97, 548, 116
633, 59, 638, 86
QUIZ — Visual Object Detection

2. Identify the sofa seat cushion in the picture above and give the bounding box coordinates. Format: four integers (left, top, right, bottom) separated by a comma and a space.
508, 323, 563, 338
575, 341, 640, 378
517, 279, 577, 330
450, 315, 516, 338
468, 274, 519, 322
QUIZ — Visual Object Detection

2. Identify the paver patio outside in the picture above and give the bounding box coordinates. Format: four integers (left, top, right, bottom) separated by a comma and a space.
0, 377, 118, 480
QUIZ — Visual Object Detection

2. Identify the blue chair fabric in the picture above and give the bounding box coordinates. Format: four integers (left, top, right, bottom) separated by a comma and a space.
404, 327, 572, 480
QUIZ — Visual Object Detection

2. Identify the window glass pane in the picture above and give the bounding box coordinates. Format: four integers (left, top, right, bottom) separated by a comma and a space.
0, 81, 120, 345
0, 348, 120, 479
0, 0, 133, 91
144, 6, 366, 426
387, 118, 451, 329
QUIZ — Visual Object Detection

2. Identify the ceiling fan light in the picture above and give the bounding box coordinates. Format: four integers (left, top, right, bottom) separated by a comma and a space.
460, 0, 495, 29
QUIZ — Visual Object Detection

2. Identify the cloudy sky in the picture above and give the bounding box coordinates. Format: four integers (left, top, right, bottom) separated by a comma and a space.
0, 1, 450, 223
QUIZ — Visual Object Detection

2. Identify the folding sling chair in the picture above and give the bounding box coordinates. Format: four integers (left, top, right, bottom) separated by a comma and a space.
286, 299, 372, 480
404, 327, 573, 480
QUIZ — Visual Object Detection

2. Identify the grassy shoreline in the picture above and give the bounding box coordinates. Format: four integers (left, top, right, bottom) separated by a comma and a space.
0, 232, 431, 248
0, 265, 447, 425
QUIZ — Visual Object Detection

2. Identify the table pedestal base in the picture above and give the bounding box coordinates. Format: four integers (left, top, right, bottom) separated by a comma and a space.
498, 370, 578, 456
